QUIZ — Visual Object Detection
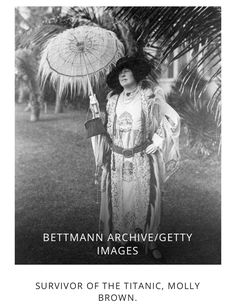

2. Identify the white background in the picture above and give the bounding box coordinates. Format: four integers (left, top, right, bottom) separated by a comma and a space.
0, 1, 235, 305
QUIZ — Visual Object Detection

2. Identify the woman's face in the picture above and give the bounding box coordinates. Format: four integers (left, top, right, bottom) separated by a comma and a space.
118, 68, 137, 88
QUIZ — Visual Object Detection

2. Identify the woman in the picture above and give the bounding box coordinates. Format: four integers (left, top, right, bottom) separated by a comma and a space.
88, 56, 180, 260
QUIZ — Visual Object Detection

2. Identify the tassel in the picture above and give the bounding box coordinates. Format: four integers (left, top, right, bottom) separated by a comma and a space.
112, 152, 116, 171
94, 165, 99, 185
113, 113, 117, 138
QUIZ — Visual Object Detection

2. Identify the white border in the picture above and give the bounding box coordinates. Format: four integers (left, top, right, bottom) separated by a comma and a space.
1, 1, 235, 305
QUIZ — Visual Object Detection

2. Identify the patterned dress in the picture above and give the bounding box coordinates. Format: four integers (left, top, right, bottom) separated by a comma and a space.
109, 89, 150, 235
92, 84, 180, 251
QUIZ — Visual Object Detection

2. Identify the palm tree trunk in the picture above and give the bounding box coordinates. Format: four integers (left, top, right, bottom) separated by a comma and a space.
55, 88, 64, 113
30, 92, 40, 122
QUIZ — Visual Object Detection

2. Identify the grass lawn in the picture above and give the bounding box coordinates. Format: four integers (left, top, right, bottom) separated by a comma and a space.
15, 104, 221, 264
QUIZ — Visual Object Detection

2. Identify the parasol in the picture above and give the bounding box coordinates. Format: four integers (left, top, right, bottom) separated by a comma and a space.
38, 25, 125, 99
38, 25, 124, 190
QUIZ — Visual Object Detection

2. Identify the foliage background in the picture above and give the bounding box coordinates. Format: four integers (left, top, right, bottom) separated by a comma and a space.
15, 6, 221, 264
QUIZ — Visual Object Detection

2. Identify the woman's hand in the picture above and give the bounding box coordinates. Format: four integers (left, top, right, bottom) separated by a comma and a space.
89, 94, 100, 117
145, 143, 158, 154
145, 132, 164, 154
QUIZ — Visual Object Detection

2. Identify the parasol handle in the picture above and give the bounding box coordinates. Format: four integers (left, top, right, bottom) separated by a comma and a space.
83, 56, 99, 117
86, 73, 94, 96
87, 78, 100, 118
82, 52, 94, 96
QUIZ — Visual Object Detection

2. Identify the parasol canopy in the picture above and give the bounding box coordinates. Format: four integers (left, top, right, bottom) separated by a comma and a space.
38, 25, 125, 98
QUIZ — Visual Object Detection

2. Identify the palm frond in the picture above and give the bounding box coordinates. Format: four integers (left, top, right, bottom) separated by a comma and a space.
16, 24, 67, 50
109, 7, 221, 126
15, 49, 39, 96
167, 69, 221, 156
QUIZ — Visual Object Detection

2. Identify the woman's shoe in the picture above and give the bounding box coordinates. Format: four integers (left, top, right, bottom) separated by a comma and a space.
149, 247, 162, 260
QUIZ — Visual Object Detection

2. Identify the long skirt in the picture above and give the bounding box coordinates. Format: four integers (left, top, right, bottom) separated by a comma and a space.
110, 151, 151, 235
99, 149, 162, 253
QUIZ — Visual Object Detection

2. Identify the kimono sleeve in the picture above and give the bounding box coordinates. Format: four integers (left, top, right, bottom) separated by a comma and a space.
152, 86, 181, 182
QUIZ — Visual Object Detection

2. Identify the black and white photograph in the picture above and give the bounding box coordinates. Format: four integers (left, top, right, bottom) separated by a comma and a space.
15, 6, 221, 265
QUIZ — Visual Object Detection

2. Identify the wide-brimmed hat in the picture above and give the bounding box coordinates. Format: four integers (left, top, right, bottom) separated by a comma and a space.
106, 56, 151, 90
